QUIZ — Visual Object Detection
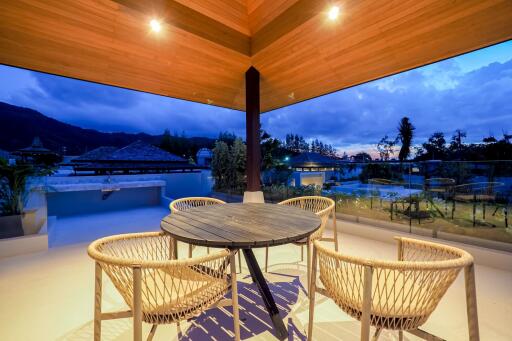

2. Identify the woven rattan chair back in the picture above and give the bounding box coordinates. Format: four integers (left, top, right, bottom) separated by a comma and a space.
170, 197, 226, 213
313, 237, 474, 336
88, 232, 231, 325
278, 196, 335, 241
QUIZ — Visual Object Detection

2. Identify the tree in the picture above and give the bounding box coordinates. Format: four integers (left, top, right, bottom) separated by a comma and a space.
211, 138, 247, 192
211, 141, 230, 190
260, 130, 281, 170
449, 129, 467, 160
376, 135, 397, 161
160, 129, 172, 151
397, 117, 415, 162
482, 136, 497, 144
351, 152, 372, 162
218, 131, 237, 146
420, 132, 447, 160
230, 138, 247, 191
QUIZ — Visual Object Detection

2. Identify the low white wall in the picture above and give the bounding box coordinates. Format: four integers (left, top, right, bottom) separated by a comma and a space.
0, 233, 48, 259
160, 170, 214, 199
40, 170, 214, 200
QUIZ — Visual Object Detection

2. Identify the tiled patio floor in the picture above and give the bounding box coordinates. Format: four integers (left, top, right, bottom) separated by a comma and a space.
1, 217, 511, 340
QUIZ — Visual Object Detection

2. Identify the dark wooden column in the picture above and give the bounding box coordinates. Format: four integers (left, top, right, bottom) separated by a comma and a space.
245, 66, 261, 192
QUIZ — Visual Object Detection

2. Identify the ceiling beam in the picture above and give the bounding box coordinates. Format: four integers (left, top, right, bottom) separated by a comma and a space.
251, 0, 328, 55
113, 0, 251, 56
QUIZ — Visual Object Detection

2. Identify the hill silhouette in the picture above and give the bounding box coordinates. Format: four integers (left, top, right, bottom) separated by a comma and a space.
0, 102, 215, 155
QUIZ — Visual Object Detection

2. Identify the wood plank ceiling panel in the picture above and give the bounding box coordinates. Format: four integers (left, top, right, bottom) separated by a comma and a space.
253, 0, 512, 112
174, 0, 250, 35
0, 0, 511, 113
247, 0, 299, 35
0, 0, 250, 110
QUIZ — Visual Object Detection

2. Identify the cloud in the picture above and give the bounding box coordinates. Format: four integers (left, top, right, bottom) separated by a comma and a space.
0, 42, 511, 151
262, 56, 512, 154
0, 66, 245, 137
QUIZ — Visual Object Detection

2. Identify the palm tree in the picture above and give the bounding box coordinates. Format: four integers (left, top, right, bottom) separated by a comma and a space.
397, 117, 415, 162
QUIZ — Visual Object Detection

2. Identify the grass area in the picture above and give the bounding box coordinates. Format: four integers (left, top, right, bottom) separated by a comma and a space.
334, 195, 512, 244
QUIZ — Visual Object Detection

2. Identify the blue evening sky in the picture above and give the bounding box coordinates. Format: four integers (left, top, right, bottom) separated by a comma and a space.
0, 41, 511, 156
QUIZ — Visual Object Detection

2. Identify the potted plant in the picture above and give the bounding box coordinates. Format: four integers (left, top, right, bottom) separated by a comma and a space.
0, 159, 34, 239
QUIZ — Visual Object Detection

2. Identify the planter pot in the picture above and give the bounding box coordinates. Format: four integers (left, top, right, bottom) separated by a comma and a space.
22, 209, 43, 235
0, 215, 24, 239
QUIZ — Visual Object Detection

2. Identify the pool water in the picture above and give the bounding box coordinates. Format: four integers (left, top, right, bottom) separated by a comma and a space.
329, 181, 422, 199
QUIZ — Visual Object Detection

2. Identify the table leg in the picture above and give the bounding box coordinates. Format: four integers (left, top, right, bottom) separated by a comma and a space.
242, 249, 288, 340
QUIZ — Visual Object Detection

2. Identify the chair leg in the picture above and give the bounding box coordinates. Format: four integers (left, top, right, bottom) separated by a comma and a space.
207, 247, 210, 254
176, 322, 182, 337
398, 330, 404, 341
464, 263, 480, 341
301, 245, 304, 262
94, 262, 102, 341
372, 328, 382, 341
332, 209, 339, 251
230, 253, 241, 341
188, 244, 193, 258
307, 245, 318, 341
147, 324, 158, 341
265, 247, 269, 272
133, 266, 143, 341
238, 250, 242, 273
360, 266, 373, 341
306, 240, 311, 296
170, 238, 178, 260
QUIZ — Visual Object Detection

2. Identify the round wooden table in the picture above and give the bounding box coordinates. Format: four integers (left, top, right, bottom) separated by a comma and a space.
161, 203, 321, 340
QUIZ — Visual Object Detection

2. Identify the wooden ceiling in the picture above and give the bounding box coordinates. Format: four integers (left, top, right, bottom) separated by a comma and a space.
1, 0, 511, 113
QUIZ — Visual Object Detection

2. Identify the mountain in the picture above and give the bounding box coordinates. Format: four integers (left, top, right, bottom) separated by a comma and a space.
0, 102, 215, 155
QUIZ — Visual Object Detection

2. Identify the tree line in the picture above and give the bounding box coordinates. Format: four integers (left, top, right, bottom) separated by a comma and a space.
210, 131, 338, 192
374, 117, 512, 162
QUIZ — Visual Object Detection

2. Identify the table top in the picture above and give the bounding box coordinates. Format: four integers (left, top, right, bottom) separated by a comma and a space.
160, 203, 321, 249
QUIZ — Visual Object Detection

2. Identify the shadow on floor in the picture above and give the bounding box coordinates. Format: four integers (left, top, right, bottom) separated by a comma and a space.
181, 273, 306, 340
57, 272, 307, 341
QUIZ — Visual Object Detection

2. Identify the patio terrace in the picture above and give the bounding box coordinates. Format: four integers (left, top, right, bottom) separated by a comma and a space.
1, 216, 511, 340
1, 2, 512, 340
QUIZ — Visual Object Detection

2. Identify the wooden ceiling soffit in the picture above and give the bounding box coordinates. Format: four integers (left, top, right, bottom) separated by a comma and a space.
251, 0, 327, 55
113, 0, 251, 56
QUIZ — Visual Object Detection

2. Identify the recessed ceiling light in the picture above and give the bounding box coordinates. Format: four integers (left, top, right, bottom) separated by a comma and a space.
150, 19, 162, 33
328, 6, 340, 21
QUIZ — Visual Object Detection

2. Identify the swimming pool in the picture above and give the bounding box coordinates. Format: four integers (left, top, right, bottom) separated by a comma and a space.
328, 181, 422, 199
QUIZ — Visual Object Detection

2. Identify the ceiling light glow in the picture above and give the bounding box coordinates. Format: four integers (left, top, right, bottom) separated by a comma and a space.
328, 6, 340, 21
150, 19, 162, 33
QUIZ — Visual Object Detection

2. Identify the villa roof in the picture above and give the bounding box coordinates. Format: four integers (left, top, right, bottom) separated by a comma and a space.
107, 141, 186, 162
1, 1, 511, 112
72, 146, 118, 163
17, 137, 54, 154
290, 152, 341, 168
71, 141, 193, 173
73, 141, 186, 163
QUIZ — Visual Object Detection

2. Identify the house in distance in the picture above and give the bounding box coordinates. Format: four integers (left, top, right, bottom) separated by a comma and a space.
71, 140, 197, 175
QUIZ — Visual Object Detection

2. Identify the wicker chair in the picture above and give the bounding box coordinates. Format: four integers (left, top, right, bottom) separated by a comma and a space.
450, 182, 504, 226
169, 197, 226, 213
264, 196, 335, 292
170, 196, 243, 272
88, 232, 240, 341
368, 178, 396, 209
308, 237, 479, 341
170, 197, 225, 254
